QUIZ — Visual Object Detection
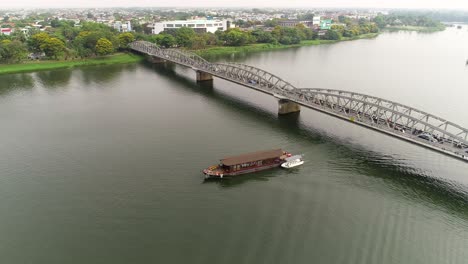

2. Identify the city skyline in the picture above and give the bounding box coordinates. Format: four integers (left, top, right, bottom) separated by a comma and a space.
1, 0, 468, 10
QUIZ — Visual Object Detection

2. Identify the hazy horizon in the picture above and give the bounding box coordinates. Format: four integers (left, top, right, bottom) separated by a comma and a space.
1, 0, 468, 10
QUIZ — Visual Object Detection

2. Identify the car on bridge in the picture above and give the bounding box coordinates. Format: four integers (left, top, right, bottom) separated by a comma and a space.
418, 133, 438, 143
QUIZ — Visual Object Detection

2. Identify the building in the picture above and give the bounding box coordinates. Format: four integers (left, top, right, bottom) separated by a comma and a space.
320, 19, 333, 30
151, 19, 229, 34
313, 16, 320, 26
114, 21, 132, 32
278, 20, 313, 28
0, 28, 12, 36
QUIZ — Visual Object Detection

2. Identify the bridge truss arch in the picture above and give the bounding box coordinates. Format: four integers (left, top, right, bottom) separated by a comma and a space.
213, 63, 297, 93
291, 87, 468, 147
129, 40, 468, 161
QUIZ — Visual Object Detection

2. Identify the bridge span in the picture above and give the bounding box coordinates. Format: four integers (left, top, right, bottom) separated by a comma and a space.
129, 41, 468, 163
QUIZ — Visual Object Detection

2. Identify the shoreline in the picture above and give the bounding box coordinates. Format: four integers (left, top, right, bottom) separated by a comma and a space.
193, 33, 379, 58
0, 53, 144, 75
383, 25, 446, 33
0, 27, 443, 75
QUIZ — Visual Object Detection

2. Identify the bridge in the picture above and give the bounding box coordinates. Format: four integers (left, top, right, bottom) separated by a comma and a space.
129, 41, 468, 163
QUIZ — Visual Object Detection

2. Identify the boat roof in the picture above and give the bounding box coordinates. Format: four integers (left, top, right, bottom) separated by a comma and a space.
221, 149, 283, 166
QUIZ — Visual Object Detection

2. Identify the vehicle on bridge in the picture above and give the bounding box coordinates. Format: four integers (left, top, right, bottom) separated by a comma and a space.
418, 133, 439, 143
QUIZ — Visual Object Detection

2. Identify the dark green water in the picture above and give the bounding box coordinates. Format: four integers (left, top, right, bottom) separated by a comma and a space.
0, 29, 467, 264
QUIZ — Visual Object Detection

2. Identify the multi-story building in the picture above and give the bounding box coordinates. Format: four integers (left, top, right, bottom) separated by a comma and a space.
151, 19, 230, 34
278, 20, 313, 28
313, 16, 320, 26
320, 19, 333, 30
114, 21, 132, 32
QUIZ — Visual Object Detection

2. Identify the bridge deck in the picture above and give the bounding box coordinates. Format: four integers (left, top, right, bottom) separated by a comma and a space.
129, 41, 468, 163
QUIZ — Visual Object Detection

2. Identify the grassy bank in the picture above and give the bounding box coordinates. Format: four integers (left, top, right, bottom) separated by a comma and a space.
384, 25, 446, 33
193, 33, 379, 58
0, 53, 144, 75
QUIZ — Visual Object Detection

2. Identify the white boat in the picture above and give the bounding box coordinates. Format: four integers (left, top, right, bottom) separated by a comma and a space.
281, 155, 304, 169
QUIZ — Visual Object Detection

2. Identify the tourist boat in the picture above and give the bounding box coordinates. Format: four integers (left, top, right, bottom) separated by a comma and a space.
281, 155, 304, 169
203, 149, 291, 178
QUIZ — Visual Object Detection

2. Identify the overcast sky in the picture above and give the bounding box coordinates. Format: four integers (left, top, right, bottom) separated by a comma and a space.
2, 0, 468, 9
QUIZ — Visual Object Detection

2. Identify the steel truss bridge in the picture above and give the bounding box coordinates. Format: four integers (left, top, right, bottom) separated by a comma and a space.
129, 41, 468, 162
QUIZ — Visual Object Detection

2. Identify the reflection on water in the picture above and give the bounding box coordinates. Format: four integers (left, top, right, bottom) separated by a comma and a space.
148, 62, 468, 222
0, 63, 139, 97
36, 69, 72, 88
0, 73, 34, 95
78, 63, 137, 85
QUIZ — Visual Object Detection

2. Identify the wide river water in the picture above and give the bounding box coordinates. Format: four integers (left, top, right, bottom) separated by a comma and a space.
0, 27, 467, 264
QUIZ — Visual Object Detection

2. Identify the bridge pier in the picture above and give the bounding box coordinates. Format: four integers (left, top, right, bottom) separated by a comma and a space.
278, 99, 301, 115
196, 70, 213, 82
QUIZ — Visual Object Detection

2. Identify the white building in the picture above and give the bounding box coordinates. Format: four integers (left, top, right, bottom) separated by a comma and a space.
151, 19, 229, 34
313, 16, 321, 26
114, 21, 132, 32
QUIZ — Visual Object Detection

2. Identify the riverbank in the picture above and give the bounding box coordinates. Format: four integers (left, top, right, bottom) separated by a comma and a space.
384, 25, 446, 33
193, 33, 379, 58
0, 53, 144, 75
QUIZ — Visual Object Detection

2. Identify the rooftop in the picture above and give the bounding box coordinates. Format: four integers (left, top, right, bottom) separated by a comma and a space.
221, 149, 284, 166
157, 19, 224, 24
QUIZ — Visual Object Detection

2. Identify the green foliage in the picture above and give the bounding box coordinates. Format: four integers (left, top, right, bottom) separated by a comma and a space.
322, 30, 342, 40
118, 32, 135, 48
95, 38, 114, 56
0, 40, 28, 63
263, 19, 280, 27
373, 15, 386, 28
28, 32, 50, 52
131, 20, 144, 33
191, 35, 207, 49
40, 37, 66, 59
222, 29, 252, 46
173, 27, 196, 47
149, 33, 176, 48
251, 29, 276, 43
272, 27, 304, 44
372, 13, 445, 30
73, 29, 118, 57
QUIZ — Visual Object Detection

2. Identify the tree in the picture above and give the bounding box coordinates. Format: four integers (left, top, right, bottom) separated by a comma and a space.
252, 29, 276, 43
28, 32, 50, 52
224, 29, 250, 46
50, 18, 61, 28
40, 37, 66, 59
118, 32, 135, 48
141, 23, 153, 34
264, 19, 279, 27
190, 35, 207, 49
373, 15, 387, 28
95, 38, 113, 55
131, 20, 143, 33
174, 27, 196, 47
322, 30, 342, 40
0, 40, 28, 63
150, 33, 176, 48
331, 25, 346, 35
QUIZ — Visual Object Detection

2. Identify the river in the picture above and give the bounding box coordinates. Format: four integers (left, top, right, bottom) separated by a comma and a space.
0, 27, 467, 264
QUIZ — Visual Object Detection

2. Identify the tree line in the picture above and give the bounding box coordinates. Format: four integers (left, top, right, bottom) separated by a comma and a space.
145, 22, 379, 50
0, 20, 135, 63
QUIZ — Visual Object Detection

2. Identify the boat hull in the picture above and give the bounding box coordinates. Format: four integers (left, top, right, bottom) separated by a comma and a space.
281, 160, 304, 168
204, 163, 282, 178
